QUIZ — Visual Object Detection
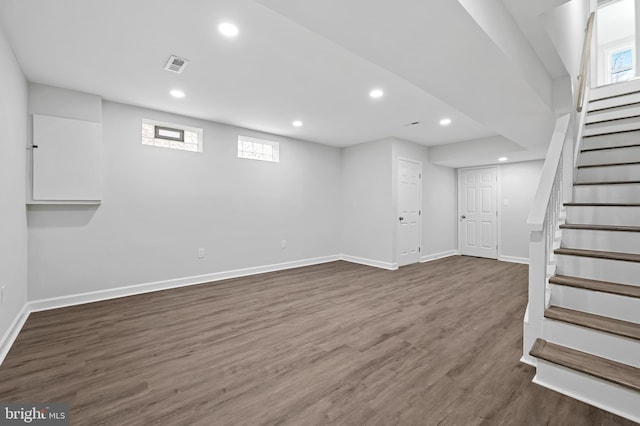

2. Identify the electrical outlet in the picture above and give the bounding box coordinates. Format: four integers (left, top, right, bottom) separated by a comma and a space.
281, 240, 287, 249
198, 248, 205, 258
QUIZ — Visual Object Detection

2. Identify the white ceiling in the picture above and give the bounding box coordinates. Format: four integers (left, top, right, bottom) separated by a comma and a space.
0, 0, 563, 157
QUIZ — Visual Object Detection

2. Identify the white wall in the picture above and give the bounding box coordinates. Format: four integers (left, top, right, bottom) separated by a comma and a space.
27, 96, 342, 300
341, 139, 394, 266
543, 0, 591, 95
340, 137, 458, 268
458, 0, 553, 108
0, 24, 28, 343
499, 160, 544, 262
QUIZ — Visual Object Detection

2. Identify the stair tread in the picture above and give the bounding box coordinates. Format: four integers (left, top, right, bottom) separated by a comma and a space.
549, 274, 640, 299
555, 247, 640, 263
529, 338, 640, 392
545, 306, 640, 340
574, 180, 640, 186
577, 161, 640, 169
560, 224, 640, 232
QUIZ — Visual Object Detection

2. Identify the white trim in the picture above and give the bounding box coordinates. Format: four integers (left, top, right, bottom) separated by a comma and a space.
497, 165, 503, 261
533, 372, 640, 424
457, 166, 499, 259
0, 304, 30, 367
520, 355, 537, 367
29, 255, 340, 313
340, 255, 398, 270
420, 250, 459, 263
499, 255, 529, 264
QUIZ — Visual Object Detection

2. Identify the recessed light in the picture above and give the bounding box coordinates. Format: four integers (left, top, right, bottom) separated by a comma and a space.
369, 89, 384, 99
218, 22, 239, 37
498, 157, 508, 162
292, 120, 303, 127
170, 89, 185, 98
439, 118, 452, 126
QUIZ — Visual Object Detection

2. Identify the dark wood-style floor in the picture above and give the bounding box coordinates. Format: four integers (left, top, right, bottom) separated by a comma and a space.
0, 256, 634, 425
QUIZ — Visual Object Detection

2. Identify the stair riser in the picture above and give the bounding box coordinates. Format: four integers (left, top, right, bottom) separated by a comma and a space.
550, 284, 640, 323
534, 362, 640, 423
586, 104, 640, 124
588, 93, 640, 110
590, 93, 640, 111
583, 120, 640, 137
565, 206, 640, 226
556, 255, 640, 286
582, 130, 640, 150
578, 146, 640, 165
577, 164, 640, 182
573, 184, 640, 203
585, 115, 640, 130
544, 319, 640, 367
561, 229, 640, 254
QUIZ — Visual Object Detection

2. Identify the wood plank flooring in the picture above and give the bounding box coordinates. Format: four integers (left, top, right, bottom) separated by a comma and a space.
0, 256, 635, 425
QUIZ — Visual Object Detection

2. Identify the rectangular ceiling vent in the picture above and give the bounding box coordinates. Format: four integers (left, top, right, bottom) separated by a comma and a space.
164, 55, 189, 74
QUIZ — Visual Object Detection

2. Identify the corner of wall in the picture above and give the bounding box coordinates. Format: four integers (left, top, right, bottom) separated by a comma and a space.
0, 19, 29, 368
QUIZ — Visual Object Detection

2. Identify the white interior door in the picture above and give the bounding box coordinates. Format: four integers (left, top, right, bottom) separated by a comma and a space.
397, 158, 421, 266
32, 114, 102, 201
459, 167, 497, 259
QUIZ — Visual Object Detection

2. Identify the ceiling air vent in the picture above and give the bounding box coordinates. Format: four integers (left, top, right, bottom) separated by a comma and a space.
164, 55, 189, 74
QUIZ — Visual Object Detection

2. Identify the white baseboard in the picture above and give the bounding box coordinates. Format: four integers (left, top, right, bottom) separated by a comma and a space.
499, 255, 529, 265
533, 368, 640, 424
520, 354, 537, 367
340, 255, 398, 270
420, 250, 459, 263
0, 303, 30, 367
29, 255, 341, 313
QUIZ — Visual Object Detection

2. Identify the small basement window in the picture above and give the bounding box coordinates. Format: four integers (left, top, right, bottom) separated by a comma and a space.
142, 119, 203, 152
237, 135, 280, 162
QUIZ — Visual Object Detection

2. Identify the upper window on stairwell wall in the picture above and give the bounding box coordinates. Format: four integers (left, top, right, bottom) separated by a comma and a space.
596, 0, 636, 86
609, 47, 634, 83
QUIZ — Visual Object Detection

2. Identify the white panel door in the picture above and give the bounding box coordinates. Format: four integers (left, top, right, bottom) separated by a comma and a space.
397, 158, 421, 266
459, 167, 497, 259
32, 114, 102, 201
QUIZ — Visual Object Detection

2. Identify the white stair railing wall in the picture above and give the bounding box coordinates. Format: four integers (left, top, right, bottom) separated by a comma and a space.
522, 10, 595, 366
523, 114, 572, 366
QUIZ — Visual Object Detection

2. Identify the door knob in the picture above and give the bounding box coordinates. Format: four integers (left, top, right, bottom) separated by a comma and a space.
460, 215, 466, 219
399, 216, 404, 221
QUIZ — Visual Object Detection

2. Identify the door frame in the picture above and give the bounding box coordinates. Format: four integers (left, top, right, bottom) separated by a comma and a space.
457, 165, 501, 259
396, 156, 422, 267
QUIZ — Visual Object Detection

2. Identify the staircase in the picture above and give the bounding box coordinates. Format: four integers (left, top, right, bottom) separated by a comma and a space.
528, 80, 640, 423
